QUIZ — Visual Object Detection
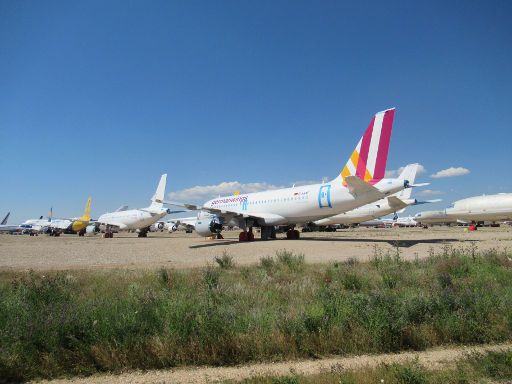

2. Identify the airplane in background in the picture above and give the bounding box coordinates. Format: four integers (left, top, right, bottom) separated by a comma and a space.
0, 212, 23, 234
164, 217, 196, 233
382, 214, 418, 227
95, 174, 178, 238
19, 214, 51, 235
416, 193, 512, 227
313, 163, 437, 227
165, 108, 418, 241
414, 210, 457, 226
46, 197, 92, 236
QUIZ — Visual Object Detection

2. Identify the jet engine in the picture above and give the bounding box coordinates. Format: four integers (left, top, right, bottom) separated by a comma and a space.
85, 224, 100, 235
155, 222, 165, 231
195, 216, 223, 237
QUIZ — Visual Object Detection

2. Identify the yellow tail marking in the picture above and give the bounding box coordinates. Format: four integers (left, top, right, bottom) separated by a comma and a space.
364, 168, 373, 181
80, 197, 92, 221
350, 150, 359, 169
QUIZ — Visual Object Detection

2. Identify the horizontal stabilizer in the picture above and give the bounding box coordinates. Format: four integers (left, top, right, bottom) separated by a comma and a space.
345, 176, 384, 199
387, 196, 408, 210
115, 205, 129, 212
162, 200, 201, 211
410, 183, 430, 187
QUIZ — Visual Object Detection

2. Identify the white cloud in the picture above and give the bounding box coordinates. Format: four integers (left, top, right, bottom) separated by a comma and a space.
430, 167, 470, 178
385, 164, 426, 178
416, 189, 445, 197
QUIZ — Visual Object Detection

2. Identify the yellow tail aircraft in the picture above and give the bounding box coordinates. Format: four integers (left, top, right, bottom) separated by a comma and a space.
47, 197, 92, 236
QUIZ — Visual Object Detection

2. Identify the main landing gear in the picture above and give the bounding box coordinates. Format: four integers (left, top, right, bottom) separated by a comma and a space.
103, 226, 114, 238
137, 227, 150, 238
286, 228, 300, 240
239, 227, 255, 242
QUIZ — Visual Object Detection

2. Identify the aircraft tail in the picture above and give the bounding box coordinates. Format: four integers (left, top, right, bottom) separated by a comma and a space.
1, 212, 10, 225
396, 164, 419, 199
150, 174, 167, 209
333, 108, 395, 186
79, 197, 92, 221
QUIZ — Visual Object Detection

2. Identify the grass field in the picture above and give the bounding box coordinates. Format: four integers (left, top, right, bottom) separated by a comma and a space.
1, 245, 511, 381
238, 350, 512, 384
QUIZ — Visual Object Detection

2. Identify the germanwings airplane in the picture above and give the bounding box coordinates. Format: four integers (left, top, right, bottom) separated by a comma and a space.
166, 108, 416, 241
313, 163, 438, 226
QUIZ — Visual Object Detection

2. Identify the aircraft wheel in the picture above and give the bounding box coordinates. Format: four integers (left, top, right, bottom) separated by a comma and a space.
239, 232, 248, 242
286, 229, 293, 239
293, 229, 300, 239
247, 232, 255, 241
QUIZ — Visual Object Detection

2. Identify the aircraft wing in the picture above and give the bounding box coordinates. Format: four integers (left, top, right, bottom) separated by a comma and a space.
163, 199, 274, 223
387, 196, 408, 210
344, 176, 385, 199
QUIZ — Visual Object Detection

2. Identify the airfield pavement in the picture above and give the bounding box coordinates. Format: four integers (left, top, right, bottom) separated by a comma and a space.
1, 226, 511, 271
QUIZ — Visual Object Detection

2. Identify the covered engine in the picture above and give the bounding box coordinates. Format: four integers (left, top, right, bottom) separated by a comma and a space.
85, 224, 100, 235
195, 216, 223, 237
154, 222, 165, 231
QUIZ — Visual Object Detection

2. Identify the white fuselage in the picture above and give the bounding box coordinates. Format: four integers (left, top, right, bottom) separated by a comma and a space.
97, 208, 168, 230
445, 194, 512, 222
202, 178, 406, 226
314, 198, 416, 226
414, 210, 456, 225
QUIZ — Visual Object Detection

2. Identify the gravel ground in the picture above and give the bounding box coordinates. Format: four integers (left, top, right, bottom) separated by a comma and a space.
1, 226, 511, 271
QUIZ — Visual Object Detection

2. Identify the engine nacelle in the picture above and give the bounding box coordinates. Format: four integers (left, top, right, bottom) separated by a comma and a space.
155, 222, 164, 230
85, 224, 99, 235
195, 217, 223, 237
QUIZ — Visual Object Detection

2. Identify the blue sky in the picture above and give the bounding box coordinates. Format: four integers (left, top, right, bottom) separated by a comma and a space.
1, 0, 511, 222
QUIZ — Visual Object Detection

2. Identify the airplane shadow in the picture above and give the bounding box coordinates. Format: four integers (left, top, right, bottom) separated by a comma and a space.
298, 237, 462, 248
189, 237, 463, 249
189, 240, 241, 249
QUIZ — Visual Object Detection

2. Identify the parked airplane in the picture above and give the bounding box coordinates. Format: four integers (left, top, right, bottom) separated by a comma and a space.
164, 217, 196, 233
313, 163, 436, 226
19, 214, 51, 235
0, 212, 22, 234
383, 214, 418, 227
414, 210, 456, 226
95, 174, 176, 238
166, 108, 415, 241
46, 197, 92, 236
416, 193, 512, 227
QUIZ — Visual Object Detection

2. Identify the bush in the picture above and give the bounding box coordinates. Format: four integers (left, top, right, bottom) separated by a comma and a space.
215, 251, 235, 269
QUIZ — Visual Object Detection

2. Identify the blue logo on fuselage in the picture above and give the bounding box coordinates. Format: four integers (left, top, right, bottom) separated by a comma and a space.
318, 185, 332, 208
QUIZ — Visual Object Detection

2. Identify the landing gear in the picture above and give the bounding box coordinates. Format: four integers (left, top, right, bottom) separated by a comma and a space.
104, 226, 114, 238
138, 227, 150, 238
286, 228, 300, 240
78, 229, 86, 237
261, 226, 277, 240
239, 226, 255, 242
